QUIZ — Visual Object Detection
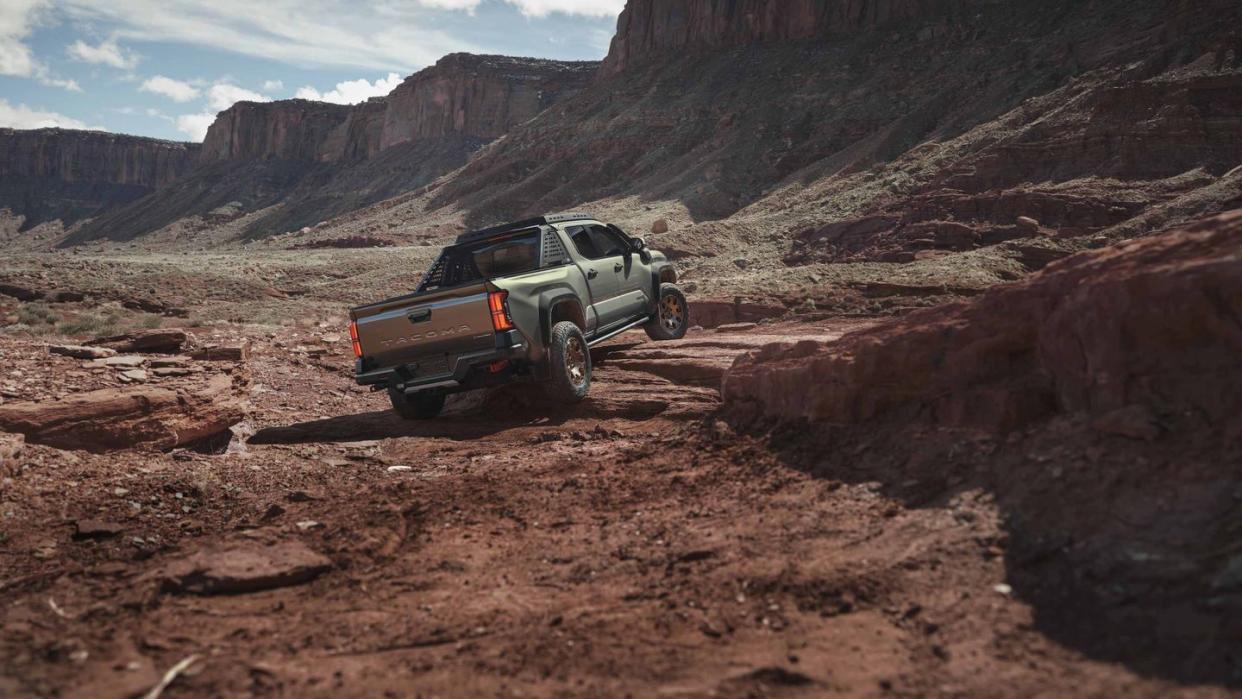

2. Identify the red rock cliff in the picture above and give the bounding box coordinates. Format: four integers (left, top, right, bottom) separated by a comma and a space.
0, 128, 198, 188
601, 0, 977, 75
197, 55, 597, 164
0, 128, 200, 229
199, 100, 353, 163
379, 54, 597, 149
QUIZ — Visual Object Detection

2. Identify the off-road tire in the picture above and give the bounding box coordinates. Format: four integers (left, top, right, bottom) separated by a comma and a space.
546, 321, 591, 403
645, 283, 689, 341
388, 386, 446, 420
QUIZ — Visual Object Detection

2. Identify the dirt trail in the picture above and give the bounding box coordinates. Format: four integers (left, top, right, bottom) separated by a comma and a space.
0, 321, 1235, 698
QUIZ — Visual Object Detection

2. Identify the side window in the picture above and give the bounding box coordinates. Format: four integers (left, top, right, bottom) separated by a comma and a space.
568, 226, 603, 260
587, 225, 627, 258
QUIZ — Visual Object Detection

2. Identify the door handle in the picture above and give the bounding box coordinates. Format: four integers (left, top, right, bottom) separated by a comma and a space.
407, 309, 432, 324
587, 269, 598, 279
614, 263, 624, 272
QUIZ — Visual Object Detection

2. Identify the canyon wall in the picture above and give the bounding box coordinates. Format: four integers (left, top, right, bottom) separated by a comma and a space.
601, 0, 981, 75
0, 128, 198, 189
199, 100, 353, 164
61, 53, 599, 243
380, 54, 598, 148
197, 54, 598, 165
0, 128, 200, 230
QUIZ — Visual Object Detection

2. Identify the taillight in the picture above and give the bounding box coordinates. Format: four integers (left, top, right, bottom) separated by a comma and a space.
349, 320, 362, 358
488, 291, 514, 331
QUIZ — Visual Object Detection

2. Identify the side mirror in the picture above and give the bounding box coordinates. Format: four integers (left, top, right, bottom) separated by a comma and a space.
631, 237, 647, 251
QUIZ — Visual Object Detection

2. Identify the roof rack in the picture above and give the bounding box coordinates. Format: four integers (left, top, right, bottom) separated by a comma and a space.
454, 212, 595, 245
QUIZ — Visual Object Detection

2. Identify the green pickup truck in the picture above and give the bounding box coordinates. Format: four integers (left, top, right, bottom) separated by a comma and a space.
349, 213, 688, 419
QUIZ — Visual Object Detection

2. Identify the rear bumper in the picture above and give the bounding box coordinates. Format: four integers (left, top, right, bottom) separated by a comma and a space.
354, 329, 528, 392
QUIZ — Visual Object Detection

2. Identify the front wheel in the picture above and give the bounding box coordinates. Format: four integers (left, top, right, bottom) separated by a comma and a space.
644, 283, 689, 341
388, 386, 446, 420
546, 321, 591, 403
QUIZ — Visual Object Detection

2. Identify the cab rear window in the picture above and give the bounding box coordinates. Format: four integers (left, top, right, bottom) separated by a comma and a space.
472, 232, 540, 278
420, 230, 542, 290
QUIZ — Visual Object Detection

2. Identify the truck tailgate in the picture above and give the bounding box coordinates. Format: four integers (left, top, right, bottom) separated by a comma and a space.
351, 282, 496, 378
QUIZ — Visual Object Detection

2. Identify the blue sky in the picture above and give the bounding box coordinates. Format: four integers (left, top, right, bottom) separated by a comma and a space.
0, 0, 622, 141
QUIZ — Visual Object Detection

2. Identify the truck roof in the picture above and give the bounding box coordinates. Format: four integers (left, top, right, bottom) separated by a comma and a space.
454, 212, 595, 246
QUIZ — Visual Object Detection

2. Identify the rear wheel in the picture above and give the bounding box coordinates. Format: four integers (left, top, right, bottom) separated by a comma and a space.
644, 283, 689, 341
546, 321, 591, 403
388, 386, 446, 420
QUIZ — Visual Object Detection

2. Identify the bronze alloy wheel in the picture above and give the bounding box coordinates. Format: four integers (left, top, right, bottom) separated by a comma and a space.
565, 335, 588, 387
660, 294, 685, 333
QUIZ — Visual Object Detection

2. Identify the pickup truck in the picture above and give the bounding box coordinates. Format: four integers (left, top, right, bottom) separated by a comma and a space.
349, 213, 688, 419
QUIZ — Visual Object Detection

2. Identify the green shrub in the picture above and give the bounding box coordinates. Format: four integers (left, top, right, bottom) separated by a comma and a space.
56, 315, 116, 337
17, 303, 56, 326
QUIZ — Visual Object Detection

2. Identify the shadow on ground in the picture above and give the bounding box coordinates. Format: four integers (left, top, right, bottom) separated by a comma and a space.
738, 412, 1242, 689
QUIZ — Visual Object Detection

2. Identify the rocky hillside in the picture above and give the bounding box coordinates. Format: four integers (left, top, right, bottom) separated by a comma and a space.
425, 0, 1242, 249
10, 0, 1242, 259
0, 128, 199, 231
60, 54, 597, 245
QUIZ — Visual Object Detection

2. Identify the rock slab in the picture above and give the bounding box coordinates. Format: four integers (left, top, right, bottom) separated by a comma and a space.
48, 345, 117, 360
159, 540, 332, 595
724, 210, 1242, 431
90, 329, 188, 354
0, 374, 247, 452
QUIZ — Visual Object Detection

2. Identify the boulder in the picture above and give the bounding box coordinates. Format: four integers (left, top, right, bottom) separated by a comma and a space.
158, 540, 332, 595
72, 519, 125, 540
651, 218, 670, 234
89, 329, 187, 354
0, 374, 248, 452
724, 210, 1242, 432
1016, 215, 1041, 231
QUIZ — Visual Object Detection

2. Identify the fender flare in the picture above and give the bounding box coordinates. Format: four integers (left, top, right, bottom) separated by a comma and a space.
538, 289, 586, 344
649, 263, 677, 311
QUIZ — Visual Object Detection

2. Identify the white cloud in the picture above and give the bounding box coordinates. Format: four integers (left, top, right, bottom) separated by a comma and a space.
262, 79, 283, 91
417, 0, 482, 11
44, 76, 82, 91
503, 0, 624, 17
418, 0, 622, 16
207, 82, 268, 110
58, 0, 484, 72
1, 0, 82, 90
295, 72, 401, 104
66, 37, 139, 69
0, 98, 102, 130
140, 75, 201, 102
0, 0, 46, 78
175, 112, 214, 141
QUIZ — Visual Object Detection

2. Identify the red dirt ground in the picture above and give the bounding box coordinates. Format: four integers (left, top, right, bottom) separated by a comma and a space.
1, 319, 1238, 698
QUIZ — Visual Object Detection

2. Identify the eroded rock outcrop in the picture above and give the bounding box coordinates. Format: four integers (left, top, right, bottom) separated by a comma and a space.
724, 210, 1242, 431
64, 54, 598, 244
381, 54, 597, 148
0, 373, 248, 452
200, 100, 354, 164
0, 128, 199, 229
602, 0, 978, 75
200, 55, 597, 165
